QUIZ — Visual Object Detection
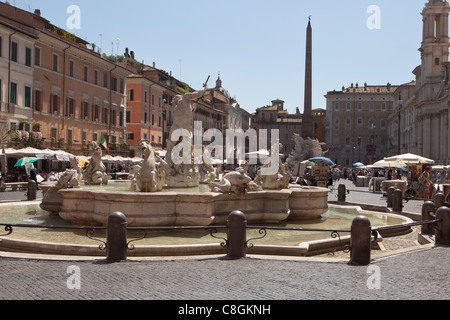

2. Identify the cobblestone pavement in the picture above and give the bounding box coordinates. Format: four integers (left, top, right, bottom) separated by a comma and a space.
0, 180, 449, 301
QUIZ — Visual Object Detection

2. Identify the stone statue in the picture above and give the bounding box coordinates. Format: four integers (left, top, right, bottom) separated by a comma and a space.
40, 168, 81, 215
82, 142, 111, 185
198, 148, 217, 184
165, 82, 208, 187
254, 143, 290, 190
69, 157, 83, 186
133, 140, 168, 192
287, 134, 324, 163
209, 162, 262, 195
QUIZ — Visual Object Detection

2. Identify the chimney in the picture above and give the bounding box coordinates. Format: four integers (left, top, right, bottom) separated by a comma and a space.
34, 9, 41, 16
130, 51, 135, 60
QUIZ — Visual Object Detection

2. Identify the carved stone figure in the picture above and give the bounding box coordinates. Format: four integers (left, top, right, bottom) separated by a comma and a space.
210, 162, 261, 195
82, 142, 111, 185
134, 140, 168, 192
287, 134, 324, 163
198, 148, 217, 184
40, 168, 81, 215
254, 144, 291, 190
165, 83, 208, 187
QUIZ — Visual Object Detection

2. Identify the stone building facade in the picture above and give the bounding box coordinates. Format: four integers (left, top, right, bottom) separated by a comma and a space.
0, 2, 131, 156
325, 83, 398, 166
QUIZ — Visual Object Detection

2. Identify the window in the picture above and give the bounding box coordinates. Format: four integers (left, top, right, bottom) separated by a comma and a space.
34, 47, 40, 66
129, 89, 134, 101
67, 98, 75, 116
103, 72, 108, 88
82, 101, 89, 120
126, 110, 131, 123
52, 54, 59, 72
358, 103, 362, 111
84, 66, 88, 82
127, 132, 134, 140
25, 47, 32, 67
357, 118, 363, 129
69, 60, 74, 77
24, 86, 31, 107
369, 102, 374, 112
120, 79, 125, 94
111, 77, 117, 91
10, 82, 17, 104
346, 103, 351, 111
33, 89, 42, 111
345, 117, 351, 129
151, 113, 155, 126
152, 94, 155, 105
51, 94, 59, 114
334, 118, 339, 130
119, 111, 124, 127
93, 104, 99, 121
334, 102, 339, 111
94, 70, 99, 85
11, 42, 18, 62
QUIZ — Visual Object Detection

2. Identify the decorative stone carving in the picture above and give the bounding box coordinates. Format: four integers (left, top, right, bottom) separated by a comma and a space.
210, 162, 262, 195
165, 84, 208, 187
287, 134, 324, 163
82, 142, 111, 185
133, 140, 168, 192
254, 144, 291, 190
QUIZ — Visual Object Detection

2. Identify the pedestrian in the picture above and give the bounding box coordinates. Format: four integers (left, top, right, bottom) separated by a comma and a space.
30, 167, 40, 190
419, 166, 433, 200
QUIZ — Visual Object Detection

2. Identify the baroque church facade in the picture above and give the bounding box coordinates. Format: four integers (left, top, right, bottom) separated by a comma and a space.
388, 0, 450, 165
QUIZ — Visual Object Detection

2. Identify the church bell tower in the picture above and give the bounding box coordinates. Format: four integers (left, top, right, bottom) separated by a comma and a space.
418, 0, 450, 100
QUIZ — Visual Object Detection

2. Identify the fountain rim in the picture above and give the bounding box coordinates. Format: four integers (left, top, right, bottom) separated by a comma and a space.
0, 201, 414, 259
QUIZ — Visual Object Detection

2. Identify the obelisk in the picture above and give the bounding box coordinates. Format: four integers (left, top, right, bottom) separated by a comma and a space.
302, 17, 314, 139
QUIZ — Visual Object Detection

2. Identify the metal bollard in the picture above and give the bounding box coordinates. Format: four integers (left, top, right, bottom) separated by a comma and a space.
106, 212, 128, 262
227, 211, 247, 259
338, 184, 346, 202
392, 189, 403, 212
434, 193, 445, 211
422, 201, 436, 235
387, 187, 395, 208
436, 207, 450, 246
27, 181, 37, 201
349, 216, 372, 266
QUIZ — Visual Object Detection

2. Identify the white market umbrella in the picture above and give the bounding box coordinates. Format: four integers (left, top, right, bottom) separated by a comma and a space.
373, 159, 407, 168
384, 153, 435, 165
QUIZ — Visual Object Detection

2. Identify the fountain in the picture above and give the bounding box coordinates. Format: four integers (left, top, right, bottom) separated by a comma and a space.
37, 83, 330, 228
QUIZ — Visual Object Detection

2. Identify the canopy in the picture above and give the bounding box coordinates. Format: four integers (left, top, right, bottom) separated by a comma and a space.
384, 153, 435, 165
309, 157, 335, 166
14, 157, 39, 167
353, 162, 365, 167
373, 159, 407, 168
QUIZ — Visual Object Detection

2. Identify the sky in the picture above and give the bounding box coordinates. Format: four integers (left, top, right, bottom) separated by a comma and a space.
8, 0, 426, 115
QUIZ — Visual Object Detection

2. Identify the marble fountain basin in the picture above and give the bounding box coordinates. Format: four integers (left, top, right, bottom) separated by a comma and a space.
56, 186, 330, 227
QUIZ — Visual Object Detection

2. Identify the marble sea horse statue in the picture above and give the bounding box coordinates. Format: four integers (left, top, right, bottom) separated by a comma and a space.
82, 141, 111, 185
132, 139, 168, 192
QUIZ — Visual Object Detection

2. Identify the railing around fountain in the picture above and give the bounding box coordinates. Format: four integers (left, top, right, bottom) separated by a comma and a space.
0, 223, 108, 251
0, 206, 449, 265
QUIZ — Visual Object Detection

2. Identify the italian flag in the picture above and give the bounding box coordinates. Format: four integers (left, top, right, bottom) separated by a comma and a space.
100, 134, 109, 153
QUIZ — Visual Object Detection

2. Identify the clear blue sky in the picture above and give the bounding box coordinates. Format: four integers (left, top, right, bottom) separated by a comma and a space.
10, 0, 426, 115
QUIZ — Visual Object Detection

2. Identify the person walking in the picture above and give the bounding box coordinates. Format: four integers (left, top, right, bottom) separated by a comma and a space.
420, 166, 433, 200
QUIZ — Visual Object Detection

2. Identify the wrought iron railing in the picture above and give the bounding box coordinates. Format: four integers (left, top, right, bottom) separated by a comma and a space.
0, 223, 107, 251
